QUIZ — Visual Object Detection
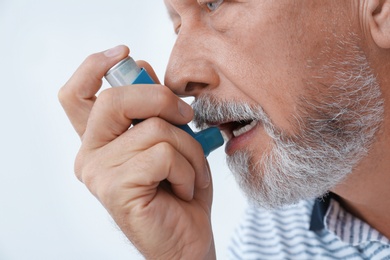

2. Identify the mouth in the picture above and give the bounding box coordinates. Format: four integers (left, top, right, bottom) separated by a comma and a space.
217, 120, 258, 141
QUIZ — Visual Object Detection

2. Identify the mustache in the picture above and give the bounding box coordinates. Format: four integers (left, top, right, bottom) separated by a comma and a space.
191, 94, 272, 129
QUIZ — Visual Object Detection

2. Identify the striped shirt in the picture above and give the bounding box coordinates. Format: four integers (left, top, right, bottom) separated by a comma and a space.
228, 195, 390, 259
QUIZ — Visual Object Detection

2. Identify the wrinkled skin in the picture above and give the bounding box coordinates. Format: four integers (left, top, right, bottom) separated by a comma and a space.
59, 0, 390, 259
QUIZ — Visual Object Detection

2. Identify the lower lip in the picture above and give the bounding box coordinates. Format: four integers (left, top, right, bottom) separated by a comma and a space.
225, 123, 259, 155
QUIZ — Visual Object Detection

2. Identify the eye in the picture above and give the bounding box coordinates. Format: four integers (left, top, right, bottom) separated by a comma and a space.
200, 0, 224, 12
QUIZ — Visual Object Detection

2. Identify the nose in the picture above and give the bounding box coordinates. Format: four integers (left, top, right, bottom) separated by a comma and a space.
164, 30, 220, 97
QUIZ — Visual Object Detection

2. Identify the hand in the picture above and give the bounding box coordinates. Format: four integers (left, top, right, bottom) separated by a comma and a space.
58, 45, 215, 259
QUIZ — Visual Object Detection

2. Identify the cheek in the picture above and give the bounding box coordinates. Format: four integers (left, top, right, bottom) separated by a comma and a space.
218, 15, 346, 135
208, 2, 351, 136
216, 28, 308, 133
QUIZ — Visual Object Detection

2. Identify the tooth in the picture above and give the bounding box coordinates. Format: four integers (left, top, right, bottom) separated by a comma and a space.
233, 121, 257, 137
233, 124, 251, 137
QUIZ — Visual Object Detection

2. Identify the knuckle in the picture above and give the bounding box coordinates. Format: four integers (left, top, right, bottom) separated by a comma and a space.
74, 150, 97, 189
95, 179, 118, 207
84, 52, 101, 66
74, 150, 86, 182
97, 87, 113, 101
146, 117, 169, 134
58, 84, 73, 108
153, 142, 175, 158
74, 152, 84, 182
154, 85, 174, 108
74, 148, 116, 206
95, 88, 117, 109
81, 164, 97, 189
143, 118, 184, 153
84, 52, 108, 72
57, 86, 66, 104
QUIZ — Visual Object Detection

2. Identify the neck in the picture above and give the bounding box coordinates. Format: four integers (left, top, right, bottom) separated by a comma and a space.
332, 41, 390, 240
332, 85, 390, 239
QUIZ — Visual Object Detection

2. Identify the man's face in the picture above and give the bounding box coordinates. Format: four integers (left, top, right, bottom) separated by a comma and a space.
164, 0, 384, 208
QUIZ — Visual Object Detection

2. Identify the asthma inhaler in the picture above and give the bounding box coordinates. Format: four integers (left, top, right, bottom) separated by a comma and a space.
104, 56, 224, 157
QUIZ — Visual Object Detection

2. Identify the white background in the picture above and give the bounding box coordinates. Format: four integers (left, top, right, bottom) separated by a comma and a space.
0, 0, 247, 259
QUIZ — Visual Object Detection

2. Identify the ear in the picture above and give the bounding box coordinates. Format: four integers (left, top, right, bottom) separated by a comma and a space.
368, 0, 390, 49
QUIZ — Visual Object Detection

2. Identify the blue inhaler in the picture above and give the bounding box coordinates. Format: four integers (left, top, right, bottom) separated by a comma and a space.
104, 56, 224, 157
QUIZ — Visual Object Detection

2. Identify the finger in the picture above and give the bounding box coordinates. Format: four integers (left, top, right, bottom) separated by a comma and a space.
98, 118, 209, 189
136, 60, 161, 84
82, 142, 196, 208
82, 84, 194, 148
125, 142, 196, 202
193, 159, 213, 209
58, 45, 130, 137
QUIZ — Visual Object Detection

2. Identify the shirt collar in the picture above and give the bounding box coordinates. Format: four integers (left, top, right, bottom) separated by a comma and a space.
309, 193, 333, 231
309, 193, 390, 248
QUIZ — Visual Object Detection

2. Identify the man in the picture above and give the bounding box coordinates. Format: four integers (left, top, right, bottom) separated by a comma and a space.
59, 0, 390, 259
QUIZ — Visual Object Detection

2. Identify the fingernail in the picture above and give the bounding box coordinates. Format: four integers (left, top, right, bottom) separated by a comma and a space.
178, 100, 193, 118
104, 45, 124, 57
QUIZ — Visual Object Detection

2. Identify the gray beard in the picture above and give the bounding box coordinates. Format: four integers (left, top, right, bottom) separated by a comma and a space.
192, 36, 384, 209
